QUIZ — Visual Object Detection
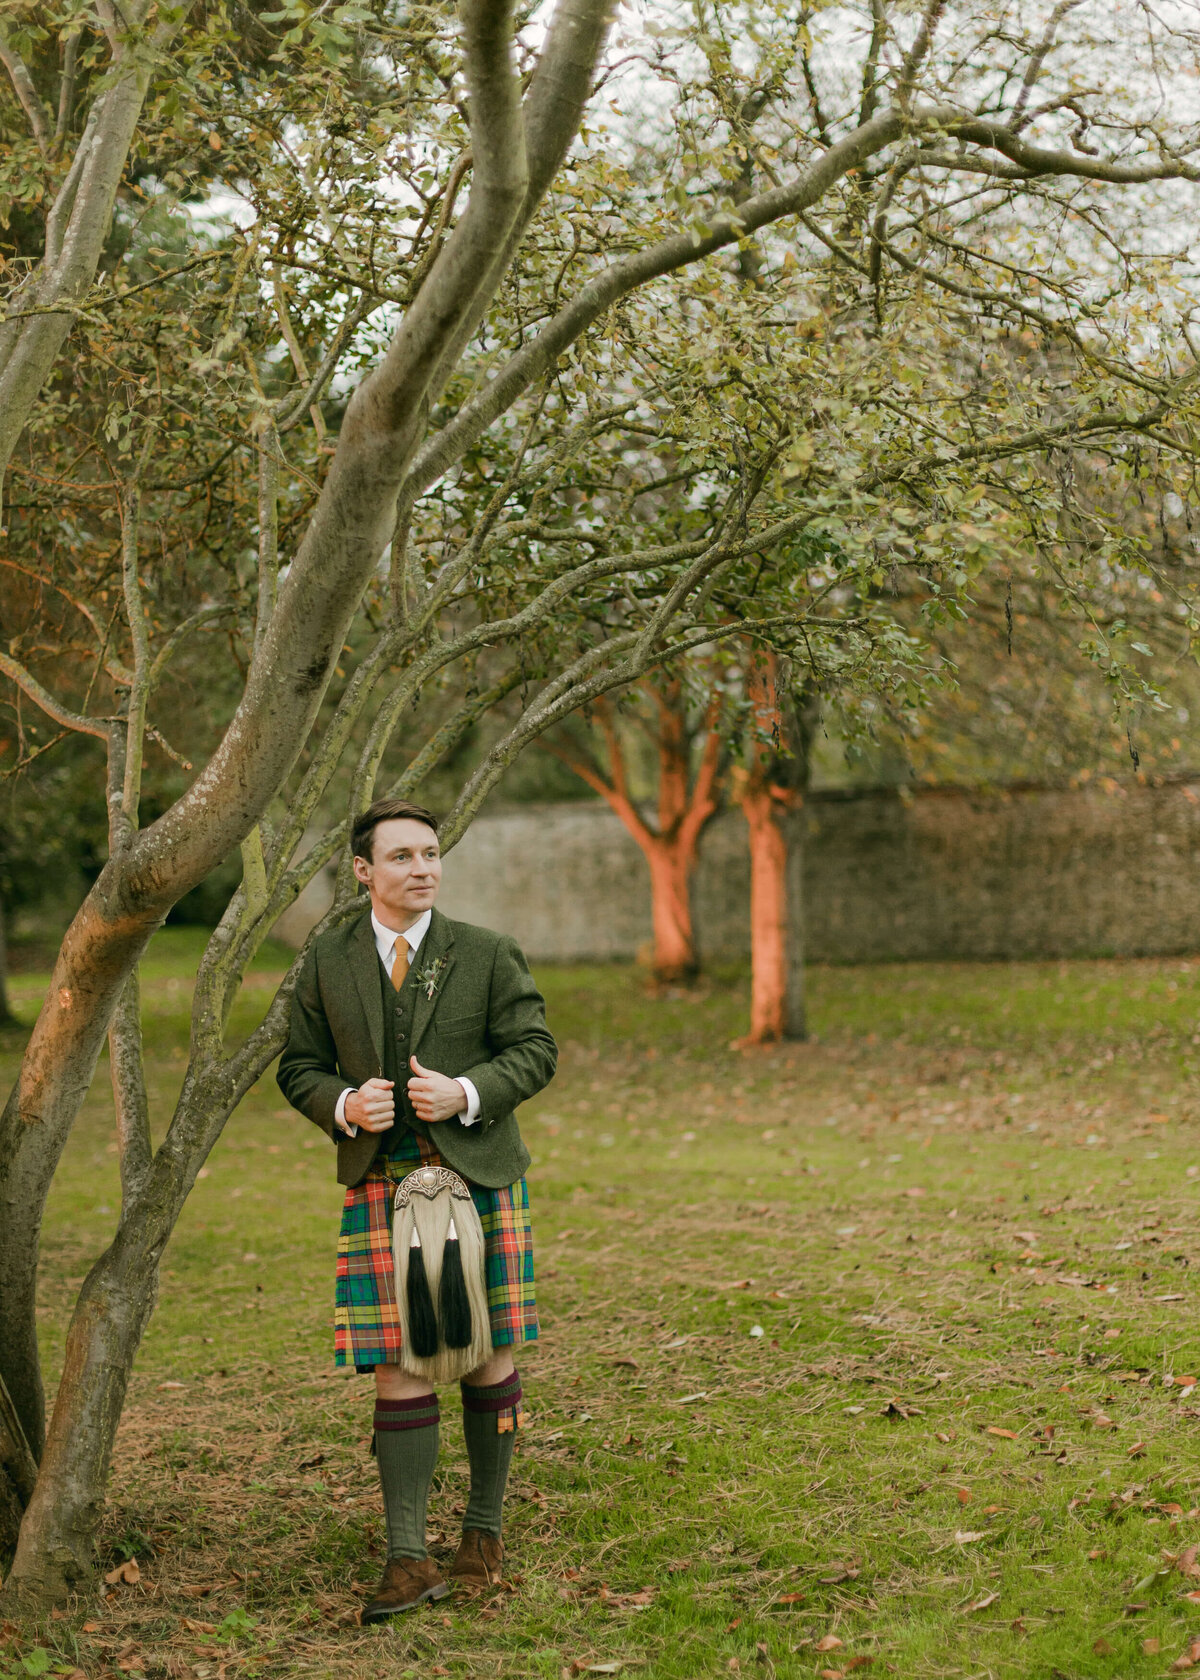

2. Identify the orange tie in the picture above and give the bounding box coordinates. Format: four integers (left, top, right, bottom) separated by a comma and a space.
389, 941, 411, 990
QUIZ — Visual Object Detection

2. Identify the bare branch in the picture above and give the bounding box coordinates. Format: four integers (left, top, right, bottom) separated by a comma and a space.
1011, 0, 1087, 132
0, 652, 110, 740
108, 975, 151, 1206
117, 483, 149, 835
253, 418, 280, 656
0, 36, 50, 156
0, 5, 195, 503
274, 295, 373, 435
896, 0, 947, 108
53, 28, 81, 156
859, 0, 888, 126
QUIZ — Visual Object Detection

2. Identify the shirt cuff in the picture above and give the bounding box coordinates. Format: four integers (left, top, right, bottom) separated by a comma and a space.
456, 1077, 481, 1126
334, 1087, 358, 1137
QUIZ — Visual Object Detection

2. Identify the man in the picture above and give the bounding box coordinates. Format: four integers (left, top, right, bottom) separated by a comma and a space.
277, 796, 557, 1621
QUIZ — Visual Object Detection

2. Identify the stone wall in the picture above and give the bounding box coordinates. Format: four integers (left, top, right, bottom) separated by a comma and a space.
276, 778, 1200, 963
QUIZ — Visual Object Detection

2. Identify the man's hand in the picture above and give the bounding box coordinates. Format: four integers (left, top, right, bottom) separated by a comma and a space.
344, 1077, 395, 1133
407, 1055, 468, 1124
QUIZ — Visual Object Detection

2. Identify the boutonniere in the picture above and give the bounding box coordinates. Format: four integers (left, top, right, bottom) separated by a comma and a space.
415, 954, 449, 1000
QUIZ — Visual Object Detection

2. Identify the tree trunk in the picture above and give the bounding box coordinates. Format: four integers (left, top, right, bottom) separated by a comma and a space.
741, 780, 789, 1043
0, 1039, 249, 1606
1, 1216, 163, 1602
0, 1371, 37, 1554
642, 835, 699, 982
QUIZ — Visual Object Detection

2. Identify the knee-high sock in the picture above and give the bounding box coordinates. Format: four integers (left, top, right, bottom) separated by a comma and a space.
460, 1370, 522, 1538
374, 1393, 439, 1560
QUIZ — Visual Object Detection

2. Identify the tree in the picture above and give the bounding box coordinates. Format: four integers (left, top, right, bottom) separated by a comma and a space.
540, 677, 727, 982
4, 0, 1200, 1608
731, 656, 817, 1045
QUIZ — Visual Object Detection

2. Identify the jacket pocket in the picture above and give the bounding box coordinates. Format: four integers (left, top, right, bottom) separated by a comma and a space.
437, 1008, 485, 1034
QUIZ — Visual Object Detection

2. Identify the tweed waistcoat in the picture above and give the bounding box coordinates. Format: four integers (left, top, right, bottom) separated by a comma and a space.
377, 953, 426, 1154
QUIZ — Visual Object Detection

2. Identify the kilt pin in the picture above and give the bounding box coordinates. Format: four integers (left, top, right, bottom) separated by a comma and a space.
334, 1128, 538, 1372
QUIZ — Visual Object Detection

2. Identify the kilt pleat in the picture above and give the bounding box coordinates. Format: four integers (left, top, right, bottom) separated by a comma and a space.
334, 1129, 537, 1371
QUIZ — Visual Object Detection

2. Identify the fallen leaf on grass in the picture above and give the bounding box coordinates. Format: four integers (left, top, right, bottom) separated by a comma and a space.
956, 1488, 972, 1505
1128, 1441, 1148, 1458
570, 1663, 623, 1676
611, 1358, 638, 1370
1093, 1638, 1114, 1655
1176, 1546, 1200, 1578
1145, 1637, 1162, 1654
156, 1381, 186, 1391
81, 1620, 103, 1633
181, 1618, 217, 1634
1091, 1413, 1117, 1429
985, 1426, 1018, 1440
104, 1560, 141, 1587
1174, 1640, 1200, 1672
776, 1593, 806, 1605
962, 1593, 1000, 1614
1131, 1568, 1174, 1598
819, 1567, 859, 1584
954, 1531, 988, 1544
180, 1578, 239, 1598
666, 1560, 690, 1574
818, 1671, 843, 1680
814, 1636, 843, 1652
882, 1399, 922, 1418
845, 1661, 875, 1673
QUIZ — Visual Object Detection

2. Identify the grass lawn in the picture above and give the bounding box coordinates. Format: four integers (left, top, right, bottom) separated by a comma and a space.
6, 935, 1200, 1678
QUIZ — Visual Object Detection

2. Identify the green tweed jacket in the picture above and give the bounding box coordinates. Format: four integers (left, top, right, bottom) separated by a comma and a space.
276, 905, 557, 1189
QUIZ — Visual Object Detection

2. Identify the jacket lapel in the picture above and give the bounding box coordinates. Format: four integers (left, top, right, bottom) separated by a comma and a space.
409, 908, 457, 1059
347, 910, 386, 1072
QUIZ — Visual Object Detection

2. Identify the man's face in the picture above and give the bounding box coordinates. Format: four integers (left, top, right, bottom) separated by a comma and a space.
352, 818, 442, 929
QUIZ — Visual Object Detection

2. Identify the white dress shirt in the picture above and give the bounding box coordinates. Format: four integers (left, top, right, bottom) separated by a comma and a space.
333, 908, 481, 1135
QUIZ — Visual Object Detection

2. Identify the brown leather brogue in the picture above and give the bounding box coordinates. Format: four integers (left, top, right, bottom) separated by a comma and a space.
450, 1527, 504, 1592
360, 1555, 450, 1622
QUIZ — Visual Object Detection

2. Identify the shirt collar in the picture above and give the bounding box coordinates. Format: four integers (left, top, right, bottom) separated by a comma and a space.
370, 907, 432, 964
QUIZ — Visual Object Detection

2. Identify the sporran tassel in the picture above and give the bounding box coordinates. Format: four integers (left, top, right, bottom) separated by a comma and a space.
438, 1216, 474, 1350
405, 1228, 439, 1358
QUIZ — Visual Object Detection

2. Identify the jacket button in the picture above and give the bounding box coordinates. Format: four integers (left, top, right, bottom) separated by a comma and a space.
397, 1031, 407, 1042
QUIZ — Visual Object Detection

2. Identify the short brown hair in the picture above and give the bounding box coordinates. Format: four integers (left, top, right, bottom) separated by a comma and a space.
351, 798, 439, 862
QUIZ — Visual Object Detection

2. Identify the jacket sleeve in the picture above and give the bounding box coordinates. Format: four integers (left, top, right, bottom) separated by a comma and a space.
459, 936, 557, 1127
276, 947, 350, 1141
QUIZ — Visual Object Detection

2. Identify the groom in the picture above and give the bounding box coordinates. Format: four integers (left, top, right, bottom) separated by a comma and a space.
277, 796, 557, 1620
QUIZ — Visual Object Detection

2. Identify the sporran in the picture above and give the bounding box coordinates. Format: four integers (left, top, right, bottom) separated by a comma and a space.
392, 1163, 491, 1382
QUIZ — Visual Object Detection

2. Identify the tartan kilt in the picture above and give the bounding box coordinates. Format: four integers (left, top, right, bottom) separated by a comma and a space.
334, 1128, 537, 1372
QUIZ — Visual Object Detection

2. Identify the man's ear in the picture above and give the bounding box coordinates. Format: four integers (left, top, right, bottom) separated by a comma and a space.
352, 854, 371, 887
